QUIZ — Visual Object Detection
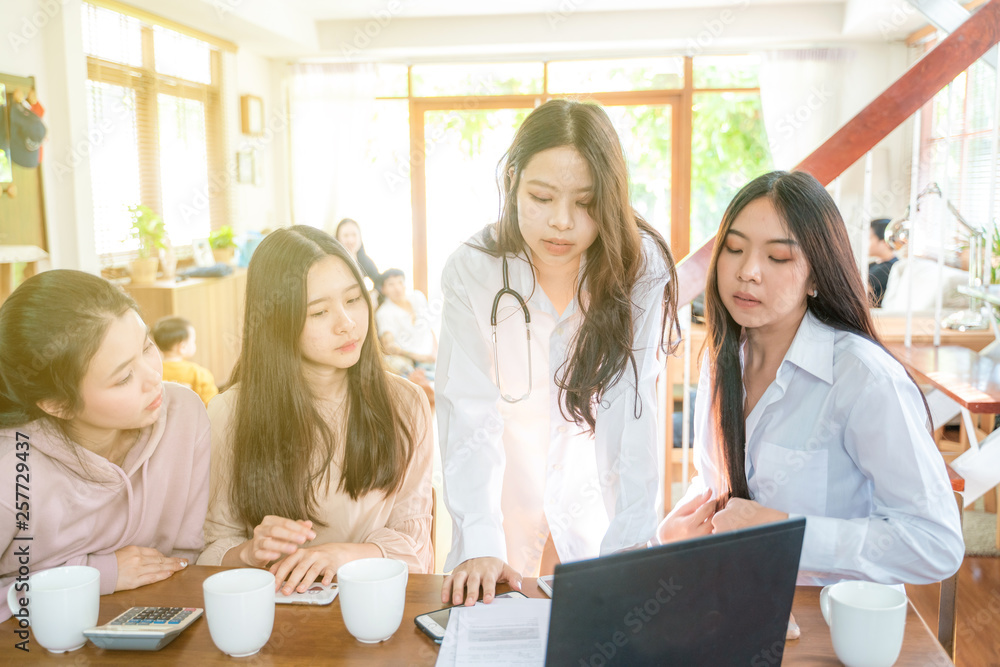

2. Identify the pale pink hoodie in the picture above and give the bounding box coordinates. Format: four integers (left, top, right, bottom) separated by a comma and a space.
0, 382, 209, 621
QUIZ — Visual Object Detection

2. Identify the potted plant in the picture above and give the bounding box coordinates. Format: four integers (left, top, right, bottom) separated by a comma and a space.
128, 204, 167, 284
210, 225, 237, 265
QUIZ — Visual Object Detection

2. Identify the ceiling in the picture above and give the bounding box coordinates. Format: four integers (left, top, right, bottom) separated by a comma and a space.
123, 0, 934, 59
280, 0, 839, 21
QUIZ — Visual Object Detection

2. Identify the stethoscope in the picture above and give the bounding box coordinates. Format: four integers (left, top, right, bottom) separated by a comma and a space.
491, 256, 532, 403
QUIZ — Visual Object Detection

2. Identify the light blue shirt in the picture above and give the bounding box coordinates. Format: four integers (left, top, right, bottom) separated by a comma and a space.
683, 310, 964, 586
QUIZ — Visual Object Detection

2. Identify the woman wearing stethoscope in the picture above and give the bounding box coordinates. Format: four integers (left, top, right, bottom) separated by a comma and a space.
437, 99, 679, 606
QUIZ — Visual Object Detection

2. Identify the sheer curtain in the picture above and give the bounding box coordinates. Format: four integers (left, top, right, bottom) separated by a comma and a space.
289, 63, 378, 233
759, 49, 850, 170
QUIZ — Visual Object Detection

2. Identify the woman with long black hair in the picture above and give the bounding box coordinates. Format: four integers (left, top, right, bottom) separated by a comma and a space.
198, 226, 433, 594
657, 171, 963, 586
438, 99, 680, 605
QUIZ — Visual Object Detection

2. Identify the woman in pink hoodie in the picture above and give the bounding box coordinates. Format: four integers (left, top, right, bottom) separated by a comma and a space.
0, 270, 210, 621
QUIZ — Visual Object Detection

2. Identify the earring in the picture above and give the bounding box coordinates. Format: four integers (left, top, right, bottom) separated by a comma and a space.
810, 289, 818, 298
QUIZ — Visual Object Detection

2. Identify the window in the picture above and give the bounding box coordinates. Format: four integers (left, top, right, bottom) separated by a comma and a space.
83, 2, 229, 259
918, 55, 998, 260
290, 56, 773, 294
410, 62, 544, 97
909, 48, 999, 268
547, 57, 683, 93
690, 56, 772, 251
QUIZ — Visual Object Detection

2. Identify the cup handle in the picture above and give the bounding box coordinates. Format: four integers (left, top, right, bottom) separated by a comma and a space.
6, 583, 24, 623
819, 585, 832, 627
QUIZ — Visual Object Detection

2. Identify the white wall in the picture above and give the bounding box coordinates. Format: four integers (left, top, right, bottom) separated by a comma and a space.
226, 48, 290, 236
0, 0, 96, 273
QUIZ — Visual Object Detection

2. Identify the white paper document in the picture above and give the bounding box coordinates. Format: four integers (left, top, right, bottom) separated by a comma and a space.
435, 598, 552, 667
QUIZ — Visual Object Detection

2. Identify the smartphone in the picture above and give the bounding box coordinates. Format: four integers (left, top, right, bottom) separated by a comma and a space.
274, 582, 338, 605
414, 591, 528, 643
537, 574, 554, 598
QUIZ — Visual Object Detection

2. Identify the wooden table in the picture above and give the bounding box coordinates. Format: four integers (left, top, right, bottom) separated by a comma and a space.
886, 343, 1000, 548
887, 344, 1000, 413
0, 567, 952, 665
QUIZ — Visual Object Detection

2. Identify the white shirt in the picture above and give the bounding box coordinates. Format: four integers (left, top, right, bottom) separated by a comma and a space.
680, 310, 964, 586
437, 228, 668, 575
376, 291, 435, 357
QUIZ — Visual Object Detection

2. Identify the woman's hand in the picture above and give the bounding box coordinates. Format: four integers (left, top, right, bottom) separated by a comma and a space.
712, 498, 789, 533
654, 489, 715, 545
269, 542, 381, 595
442, 557, 522, 606
114, 546, 187, 591
239, 516, 316, 568
269, 545, 340, 595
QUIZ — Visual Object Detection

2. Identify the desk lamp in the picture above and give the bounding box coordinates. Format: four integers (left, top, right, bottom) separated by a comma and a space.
884, 182, 988, 331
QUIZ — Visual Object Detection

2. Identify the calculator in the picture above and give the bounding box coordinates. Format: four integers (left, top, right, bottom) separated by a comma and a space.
83, 606, 203, 651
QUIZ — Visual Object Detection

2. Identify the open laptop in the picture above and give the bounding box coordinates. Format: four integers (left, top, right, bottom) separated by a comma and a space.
545, 517, 806, 666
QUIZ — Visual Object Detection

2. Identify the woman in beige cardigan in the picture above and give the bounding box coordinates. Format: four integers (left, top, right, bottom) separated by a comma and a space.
198, 226, 433, 595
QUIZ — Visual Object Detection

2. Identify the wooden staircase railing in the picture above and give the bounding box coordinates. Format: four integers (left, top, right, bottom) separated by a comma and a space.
674, 0, 1000, 308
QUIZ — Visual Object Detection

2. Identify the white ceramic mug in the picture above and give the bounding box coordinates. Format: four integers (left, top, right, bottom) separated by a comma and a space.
820, 581, 907, 667
202, 568, 275, 657
6, 565, 100, 653
337, 558, 408, 643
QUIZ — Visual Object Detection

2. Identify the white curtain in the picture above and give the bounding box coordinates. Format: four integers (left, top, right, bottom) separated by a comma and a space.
289, 63, 378, 232
759, 49, 850, 170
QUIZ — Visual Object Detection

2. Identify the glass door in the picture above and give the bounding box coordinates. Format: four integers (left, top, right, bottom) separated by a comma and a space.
412, 98, 677, 304
600, 103, 674, 246
418, 105, 533, 305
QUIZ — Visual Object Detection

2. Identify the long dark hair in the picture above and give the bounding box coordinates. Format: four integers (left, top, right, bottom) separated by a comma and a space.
0, 270, 138, 428
228, 225, 416, 530
705, 171, 925, 500
476, 99, 679, 432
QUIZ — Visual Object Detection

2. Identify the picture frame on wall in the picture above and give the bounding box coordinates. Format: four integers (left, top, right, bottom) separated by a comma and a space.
240, 94, 263, 136
192, 238, 214, 267
236, 149, 255, 184
0, 83, 12, 185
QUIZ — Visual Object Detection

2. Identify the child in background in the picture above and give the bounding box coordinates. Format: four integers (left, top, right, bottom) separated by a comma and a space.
153, 316, 218, 406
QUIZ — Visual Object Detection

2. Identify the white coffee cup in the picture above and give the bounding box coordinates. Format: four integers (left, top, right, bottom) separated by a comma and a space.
337, 558, 408, 643
5, 565, 100, 653
820, 581, 907, 667
202, 568, 275, 657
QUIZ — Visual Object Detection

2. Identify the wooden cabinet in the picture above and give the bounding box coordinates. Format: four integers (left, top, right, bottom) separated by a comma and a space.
125, 270, 246, 385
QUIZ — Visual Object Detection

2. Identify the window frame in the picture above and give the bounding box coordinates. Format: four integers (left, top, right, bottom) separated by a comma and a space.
376, 56, 762, 293
84, 4, 230, 266
915, 39, 999, 258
